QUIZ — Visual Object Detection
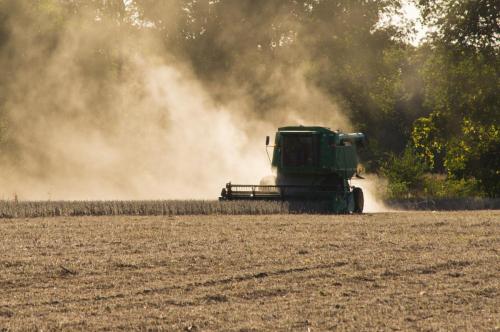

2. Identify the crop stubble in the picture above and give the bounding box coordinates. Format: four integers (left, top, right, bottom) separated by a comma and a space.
0, 211, 499, 331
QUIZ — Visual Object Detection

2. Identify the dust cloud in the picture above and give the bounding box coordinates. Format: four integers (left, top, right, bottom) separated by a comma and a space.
2, 61, 273, 200
0, 3, 340, 200
0, 2, 375, 203
351, 175, 392, 213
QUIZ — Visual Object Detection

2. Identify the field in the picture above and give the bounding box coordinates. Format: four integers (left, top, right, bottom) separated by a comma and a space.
0, 211, 499, 331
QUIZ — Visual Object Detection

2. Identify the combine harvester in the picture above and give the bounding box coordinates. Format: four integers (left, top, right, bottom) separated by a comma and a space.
220, 126, 367, 214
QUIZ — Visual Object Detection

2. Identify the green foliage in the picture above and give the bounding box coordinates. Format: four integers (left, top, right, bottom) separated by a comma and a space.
382, 147, 485, 199
422, 176, 483, 198
412, 114, 444, 169
417, 0, 499, 54
382, 147, 427, 198
446, 120, 500, 197
409, 0, 499, 197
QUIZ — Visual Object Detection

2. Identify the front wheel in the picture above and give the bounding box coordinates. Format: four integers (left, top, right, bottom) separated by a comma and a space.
353, 187, 364, 213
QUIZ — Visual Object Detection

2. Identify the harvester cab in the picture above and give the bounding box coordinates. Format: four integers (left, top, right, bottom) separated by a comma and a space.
220, 126, 367, 213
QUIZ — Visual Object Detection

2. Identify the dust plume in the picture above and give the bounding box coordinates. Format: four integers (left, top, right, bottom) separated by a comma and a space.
0, 1, 346, 200
0, 3, 266, 199
351, 175, 393, 213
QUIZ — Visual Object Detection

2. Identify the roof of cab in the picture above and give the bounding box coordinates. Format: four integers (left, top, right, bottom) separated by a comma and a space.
278, 126, 335, 134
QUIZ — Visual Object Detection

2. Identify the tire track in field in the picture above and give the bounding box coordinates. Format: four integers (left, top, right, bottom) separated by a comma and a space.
3, 261, 348, 309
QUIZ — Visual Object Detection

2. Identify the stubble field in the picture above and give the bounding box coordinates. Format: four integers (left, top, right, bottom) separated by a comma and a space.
0, 211, 499, 331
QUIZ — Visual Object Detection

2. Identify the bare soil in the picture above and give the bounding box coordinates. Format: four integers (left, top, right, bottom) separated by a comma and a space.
0, 211, 499, 331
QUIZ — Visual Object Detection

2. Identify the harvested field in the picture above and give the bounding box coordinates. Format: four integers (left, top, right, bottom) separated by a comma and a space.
0, 211, 499, 331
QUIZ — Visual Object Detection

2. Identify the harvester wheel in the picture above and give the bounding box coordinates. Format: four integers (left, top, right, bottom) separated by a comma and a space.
353, 187, 364, 213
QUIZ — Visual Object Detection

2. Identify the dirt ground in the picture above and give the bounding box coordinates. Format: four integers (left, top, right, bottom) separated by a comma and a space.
0, 211, 499, 331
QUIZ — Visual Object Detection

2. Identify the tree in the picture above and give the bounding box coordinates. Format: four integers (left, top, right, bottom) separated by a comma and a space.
417, 0, 499, 54
382, 146, 427, 198
411, 0, 499, 196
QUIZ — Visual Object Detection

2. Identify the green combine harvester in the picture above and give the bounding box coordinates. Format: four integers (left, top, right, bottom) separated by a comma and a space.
220, 126, 367, 213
